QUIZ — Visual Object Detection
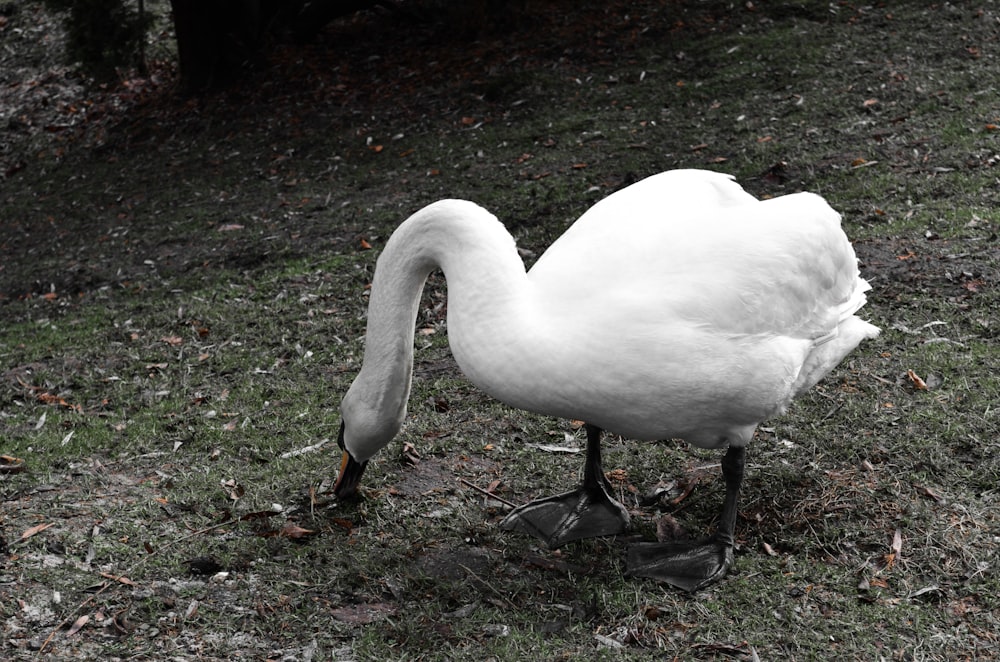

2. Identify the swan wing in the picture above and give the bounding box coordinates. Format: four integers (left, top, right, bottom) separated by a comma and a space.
528, 172, 864, 346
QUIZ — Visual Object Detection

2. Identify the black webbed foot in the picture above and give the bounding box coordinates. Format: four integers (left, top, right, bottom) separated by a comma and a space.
501, 423, 628, 547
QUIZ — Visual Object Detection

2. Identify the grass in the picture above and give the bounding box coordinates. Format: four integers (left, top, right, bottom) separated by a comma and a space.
2, 0, 1000, 660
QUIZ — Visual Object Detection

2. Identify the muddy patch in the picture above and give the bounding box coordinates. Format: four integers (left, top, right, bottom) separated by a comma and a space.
390, 455, 501, 498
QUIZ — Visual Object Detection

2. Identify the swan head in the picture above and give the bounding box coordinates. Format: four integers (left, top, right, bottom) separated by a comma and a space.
333, 420, 368, 499
333, 377, 408, 499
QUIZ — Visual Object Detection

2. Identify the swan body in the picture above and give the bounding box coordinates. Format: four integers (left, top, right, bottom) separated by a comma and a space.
334, 169, 879, 589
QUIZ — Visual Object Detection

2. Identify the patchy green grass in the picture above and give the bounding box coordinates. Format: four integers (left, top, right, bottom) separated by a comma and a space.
2, 1, 999, 660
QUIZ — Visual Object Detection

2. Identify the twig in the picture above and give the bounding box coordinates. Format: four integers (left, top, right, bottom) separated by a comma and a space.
458, 478, 517, 508
457, 563, 517, 610
36, 518, 238, 657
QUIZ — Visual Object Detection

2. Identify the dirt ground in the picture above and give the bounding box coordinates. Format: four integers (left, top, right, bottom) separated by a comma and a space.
2, 1, 1000, 660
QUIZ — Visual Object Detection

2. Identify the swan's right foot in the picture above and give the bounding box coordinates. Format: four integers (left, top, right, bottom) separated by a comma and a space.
626, 537, 733, 592
629, 445, 747, 592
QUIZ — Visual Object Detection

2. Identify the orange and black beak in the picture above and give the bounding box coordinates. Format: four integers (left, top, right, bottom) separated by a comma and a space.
333, 421, 367, 499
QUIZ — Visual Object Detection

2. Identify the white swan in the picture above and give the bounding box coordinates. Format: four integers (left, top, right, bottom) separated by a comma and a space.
333, 169, 879, 590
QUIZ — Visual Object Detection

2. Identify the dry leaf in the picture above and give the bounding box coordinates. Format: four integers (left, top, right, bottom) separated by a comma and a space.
161, 335, 183, 346
0, 455, 26, 474
184, 600, 199, 619
891, 529, 903, 556
99, 572, 135, 586
66, 614, 89, 636
906, 369, 928, 390
278, 521, 315, 539
915, 484, 944, 503
20, 522, 55, 541
330, 602, 396, 624
221, 479, 244, 500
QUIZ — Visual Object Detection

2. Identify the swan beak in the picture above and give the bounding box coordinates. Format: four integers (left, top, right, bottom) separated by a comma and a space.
333, 421, 367, 499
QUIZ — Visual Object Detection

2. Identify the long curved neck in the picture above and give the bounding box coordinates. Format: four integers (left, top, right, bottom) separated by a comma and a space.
343, 200, 535, 459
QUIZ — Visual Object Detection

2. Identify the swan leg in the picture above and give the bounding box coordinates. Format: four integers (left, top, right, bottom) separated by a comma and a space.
626, 445, 745, 591
500, 423, 630, 548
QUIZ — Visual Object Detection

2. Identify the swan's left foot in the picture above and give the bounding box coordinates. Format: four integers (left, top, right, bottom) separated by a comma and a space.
500, 485, 629, 548
626, 538, 733, 592
629, 444, 747, 592
501, 423, 629, 548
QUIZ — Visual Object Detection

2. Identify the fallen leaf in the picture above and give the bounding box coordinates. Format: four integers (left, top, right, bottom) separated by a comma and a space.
66, 614, 89, 636
161, 335, 183, 346
330, 602, 396, 624
277, 521, 315, 539
606, 468, 628, 483
402, 440, 421, 465
184, 600, 199, 619
99, 572, 135, 586
906, 369, 928, 390
915, 484, 945, 503
20, 522, 55, 541
962, 279, 983, 293
526, 443, 582, 453
330, 517, 354, 532
217, 223, 244, 232
656, 513, 687, 542
221, 479, 244, 500
0, 455, 26, 474
891, 529, 903, 556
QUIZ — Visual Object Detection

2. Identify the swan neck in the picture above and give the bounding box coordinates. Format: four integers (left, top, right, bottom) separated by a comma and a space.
342, 200, 530, 461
